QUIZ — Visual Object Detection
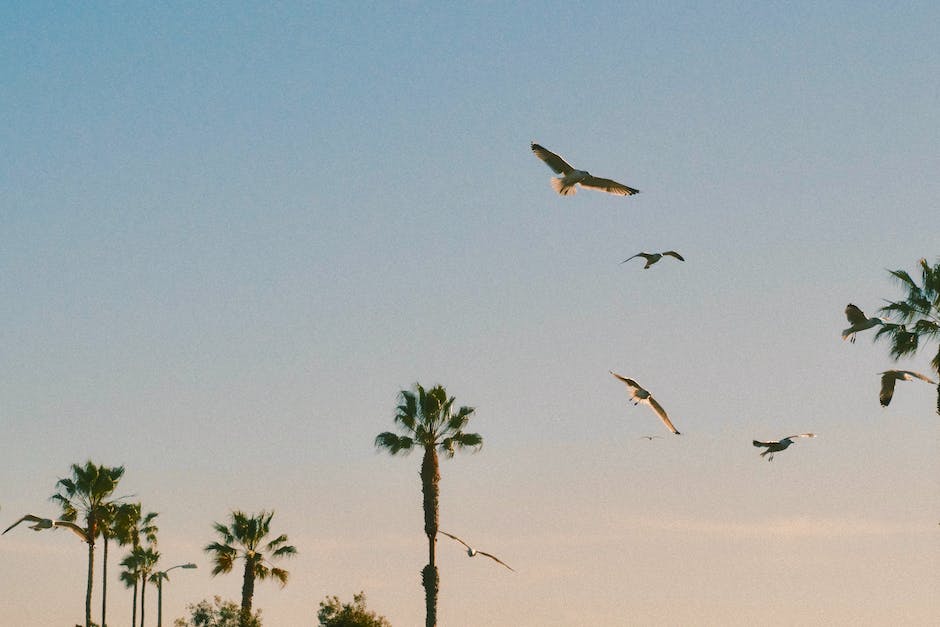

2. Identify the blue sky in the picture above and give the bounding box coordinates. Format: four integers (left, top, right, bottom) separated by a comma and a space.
2, 2, 938, 625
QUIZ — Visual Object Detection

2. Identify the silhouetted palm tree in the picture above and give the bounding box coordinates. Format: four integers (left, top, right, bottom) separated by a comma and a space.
136, 545, 160, 627
875, 257, 940, 415
205, 510, 297, 627
375, 383, 482, 627
51, 461, 125, 627
115, 503, 158, 627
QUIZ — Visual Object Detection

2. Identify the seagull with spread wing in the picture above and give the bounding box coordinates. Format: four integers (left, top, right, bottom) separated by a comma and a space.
531, 143, 639, 196
622, 251, 685, 269
438, 530, 515, 572
2, 514, 88, 541
842, 304, 884, 343
878, 370, 936, 407
752, 433, 816, 461
609, 371, 681, 435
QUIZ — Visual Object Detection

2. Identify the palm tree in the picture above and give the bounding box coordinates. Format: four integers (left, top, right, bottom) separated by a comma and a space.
875, 257, 940, 415
136, 545, 160, 627
119, 544, 159, 627
119, 551, 142, 625
374, 383, 482, 627
51, 461, 125, 627
115, 504, 159, 627
205, 510, 297, 627
97, 503, 118, 627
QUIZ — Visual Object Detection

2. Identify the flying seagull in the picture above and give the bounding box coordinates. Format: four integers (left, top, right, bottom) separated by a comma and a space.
609, 371, 680, 435
622, 251, 685, 269
752, 433, 816, 461
638, 435, 663, 441
842, 304, 884, 343
2, 514, 87, 541
531, 143, 639, 196
438, 530, 515, 572
878, 370, 936, 407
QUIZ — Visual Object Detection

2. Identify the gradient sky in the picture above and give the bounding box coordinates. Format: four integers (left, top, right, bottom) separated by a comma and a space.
2, 2, 938, 625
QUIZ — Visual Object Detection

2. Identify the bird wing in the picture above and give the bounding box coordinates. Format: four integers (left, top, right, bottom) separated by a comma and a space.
783, 433, 816, 440
609, 371, 640, 392
438, 530, 472, 551
845, 304, 867, 325
56, 521, 89, 542
580, 175, 640, 196
879, 372, 898, 406
476, 551, 516, 572
647, 397, 680, 434
662, 251, 685, 261
2, 514, 44, 535
621, 253, 651, 264
531, 143, 574, 174
896, 370, 936, 384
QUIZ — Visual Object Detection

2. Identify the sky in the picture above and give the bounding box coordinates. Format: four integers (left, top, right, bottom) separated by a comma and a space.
2, 2, 938, 625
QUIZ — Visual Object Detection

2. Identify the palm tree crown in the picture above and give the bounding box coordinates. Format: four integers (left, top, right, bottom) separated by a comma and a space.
375, 383, 483, 461
876, 257, 940, 414
205, 510, 297, 625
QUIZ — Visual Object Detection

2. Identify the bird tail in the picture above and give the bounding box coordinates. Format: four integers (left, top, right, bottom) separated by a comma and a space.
753, 440, 770, 448
551, 177, 576, 195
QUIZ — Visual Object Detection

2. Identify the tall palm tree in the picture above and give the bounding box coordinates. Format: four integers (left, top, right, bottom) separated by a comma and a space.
115, 504, 159, 627
875, 257, 940, 415
136, 545, 160, 627
205, 510, 297, 627
97, 502, 118, 627
374, 383, 482, 627
119, 551, 142, 624
119, 544, 159, 627
51, 461, 125, 627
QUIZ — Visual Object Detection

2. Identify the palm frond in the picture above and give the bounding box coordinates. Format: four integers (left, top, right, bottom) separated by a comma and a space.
269, 567, 290, 586
270, 544, 298, 559
211, 522, 235, 545
438, 431, 483, 457
453, 431, 483, 450
445, 405, 475, 433
913, 319, 940, 337
887, 268, 917, 291
375, 432, 414, 454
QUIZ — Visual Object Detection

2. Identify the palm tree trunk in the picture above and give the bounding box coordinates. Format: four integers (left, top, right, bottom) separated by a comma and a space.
240, 558, 256, 627
131, 579, 138, 627
420, 446, 441, 627
140, 576, 146, 627
85, 538, 95, 627
931, 347, 940, 416
101, 535, 108, 627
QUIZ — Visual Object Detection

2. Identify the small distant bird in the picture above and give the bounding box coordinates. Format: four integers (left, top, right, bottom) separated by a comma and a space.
638, 435, 662, 441
752, 433, 816, 461
609, 371, 681, 435
531, 143, 639, 196
622, 251, 685, 269
842, 304, 884, 343
2, 514, 87, 541
878, 370, 936, 406
438, 530, 515, 571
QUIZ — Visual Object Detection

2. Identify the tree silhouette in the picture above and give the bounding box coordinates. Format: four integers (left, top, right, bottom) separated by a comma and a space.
375, 383, 482, 627
205, 511, 296, 627
875, 257, 940, 415
51, 461, 125, 627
